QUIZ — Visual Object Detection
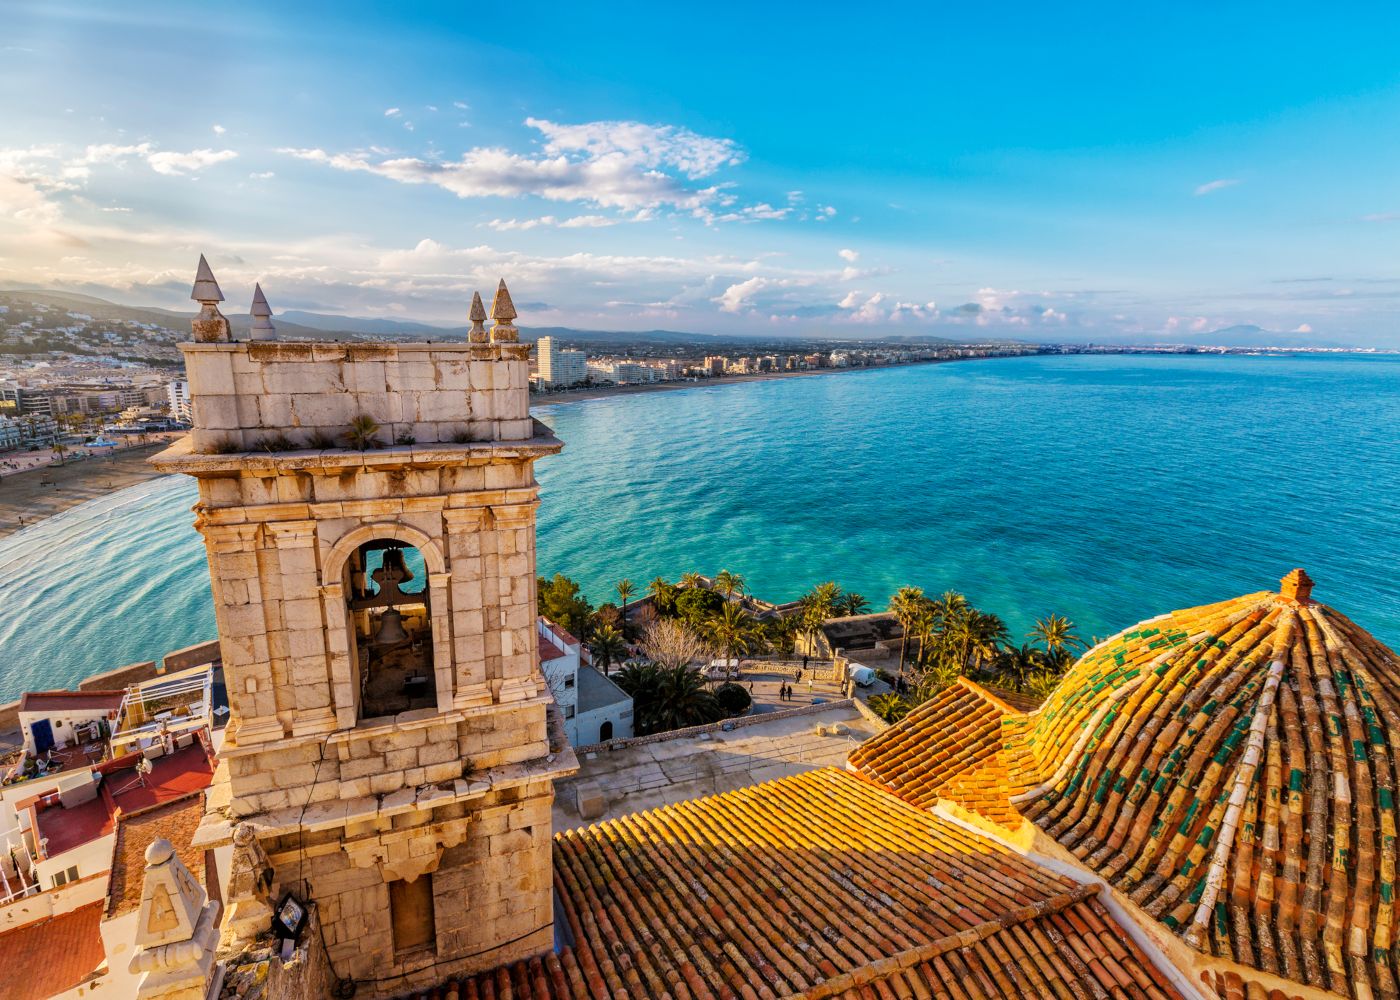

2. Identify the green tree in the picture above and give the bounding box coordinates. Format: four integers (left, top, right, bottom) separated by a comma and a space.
536, 573, 594, 639
888, 586, 925, 686
647, 576, 679, 617
589, 624, 627, 676
837, 592, 870, 617
1028, 614, 1085, 658
613, 663, 722, 735
713, 569, 745, 602
868, 692, 913, 724
678, 571, 705, 590
704, 602, 761, 674
798, 581, 842, 653
51, 442, 68, 466
674, 587, 725, 630
615, 578, 636, 636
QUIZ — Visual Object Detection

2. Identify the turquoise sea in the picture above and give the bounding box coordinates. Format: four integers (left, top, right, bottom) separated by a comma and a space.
0, 352, 1397, 702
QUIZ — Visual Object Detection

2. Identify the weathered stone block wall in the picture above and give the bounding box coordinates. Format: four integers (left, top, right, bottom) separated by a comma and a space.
223, 702, 551, 818
263, 781, 556, 998
183, 342, 532, 452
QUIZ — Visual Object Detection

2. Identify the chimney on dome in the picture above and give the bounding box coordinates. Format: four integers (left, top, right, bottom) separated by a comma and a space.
248, 283, 276, 341
468, 290, 489, 343
490, 279, 518, 343
190, 254, 231, 343
1280, 568, 1315, 604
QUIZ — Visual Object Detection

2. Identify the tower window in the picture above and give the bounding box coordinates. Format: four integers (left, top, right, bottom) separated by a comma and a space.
389, 874, 436, 957
345, 541, 437, 721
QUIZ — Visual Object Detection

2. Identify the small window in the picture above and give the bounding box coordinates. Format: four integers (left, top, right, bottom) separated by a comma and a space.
565, 705, 575, 719
67, 865, 78, 882
389, 875, 436, 956
563, 677, 575, 689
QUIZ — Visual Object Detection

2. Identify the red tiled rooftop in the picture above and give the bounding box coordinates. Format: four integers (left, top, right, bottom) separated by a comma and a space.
106, 792, 206, 918
19, 690, 124, 714
0, 900, 106, 999
403, 768, 1184, 1000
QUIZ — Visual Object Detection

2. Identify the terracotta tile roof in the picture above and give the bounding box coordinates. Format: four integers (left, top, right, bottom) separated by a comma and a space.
403, 768, 1184, 1000
105, 791, 206, 918
845, 573, 1400, 1000
0, 900, 106, 998
1201, 970, 1306, 1000
847, 678, 1023, 824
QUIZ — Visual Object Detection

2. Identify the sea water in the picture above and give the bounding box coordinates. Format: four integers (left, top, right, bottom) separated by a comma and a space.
0, 352, 1396, 701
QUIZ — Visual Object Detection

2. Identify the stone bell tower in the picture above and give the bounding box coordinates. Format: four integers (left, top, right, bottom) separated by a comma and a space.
153, 261, 575, 996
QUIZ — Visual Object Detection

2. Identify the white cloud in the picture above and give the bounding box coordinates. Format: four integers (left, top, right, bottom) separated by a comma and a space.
838, 248, 858, 262
212, 124, 226, 135
1194, 178, 1240, 196
249, 171, 275, 180
1294, 322, 1314, 333
486, 214, 621, 232
526, 117, 742, 179
716, 276, 770, 313
146, 148, 238, 175
384, 107, 401, 117
1362, 211, 1399, 223
837, 290, 861, 309
279, 117, 760, 217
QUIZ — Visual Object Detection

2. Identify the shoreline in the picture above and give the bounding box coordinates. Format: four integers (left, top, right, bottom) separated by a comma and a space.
0, 357, 1012, 539
529, 353, 1009, 407
0, 438, 183, 539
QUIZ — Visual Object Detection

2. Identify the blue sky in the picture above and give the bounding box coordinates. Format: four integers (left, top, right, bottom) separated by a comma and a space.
2, 2, 1399, 344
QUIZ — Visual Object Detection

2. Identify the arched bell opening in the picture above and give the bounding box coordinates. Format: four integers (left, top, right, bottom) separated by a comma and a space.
345, 539, 437, 720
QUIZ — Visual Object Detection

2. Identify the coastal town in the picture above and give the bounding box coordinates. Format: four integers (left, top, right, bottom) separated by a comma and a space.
4, 5, 1398, 1000
0, 261, 1389, 1000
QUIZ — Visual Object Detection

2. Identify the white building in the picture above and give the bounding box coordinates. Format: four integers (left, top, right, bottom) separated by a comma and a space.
166, 379, 191, 422
536, 336, 587, 388
537, 617, 632, 745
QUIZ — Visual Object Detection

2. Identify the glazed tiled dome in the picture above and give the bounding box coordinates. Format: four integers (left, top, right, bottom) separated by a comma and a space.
850, 571, 1400, 1000
1016, 570, 1400, 999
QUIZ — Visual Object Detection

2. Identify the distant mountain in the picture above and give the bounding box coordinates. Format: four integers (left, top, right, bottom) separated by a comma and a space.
1181, 324, 1346, 349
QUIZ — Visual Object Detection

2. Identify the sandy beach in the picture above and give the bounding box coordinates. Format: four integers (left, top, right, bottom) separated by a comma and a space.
0, 436, 184, 538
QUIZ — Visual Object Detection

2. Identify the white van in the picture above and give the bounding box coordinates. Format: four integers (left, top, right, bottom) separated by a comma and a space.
846, 663, 876, 687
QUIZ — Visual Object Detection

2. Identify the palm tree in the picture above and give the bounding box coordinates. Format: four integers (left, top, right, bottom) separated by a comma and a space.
705, 603, 760, 675
888, 586, 925, 685
1028, 614, 1084, 658
616, 578, 635, 616
838, 592, 870, 617
713, 569, 745, 602
798, 581, 842, 656
614, 662, 722, 735
647, 576, 678, 617
344, 414, 381, 450
679, 571, 704, 590
51, 442, 68, 466
909, 601, 941, 671
589, 624, 627, 676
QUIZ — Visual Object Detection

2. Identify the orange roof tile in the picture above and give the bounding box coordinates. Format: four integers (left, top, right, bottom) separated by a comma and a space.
848, 678, 1022, 824
0, 900, 106, 998
401, 768, 1184, 1000
106, 791, 206, 918
845, 573, 1400, 1000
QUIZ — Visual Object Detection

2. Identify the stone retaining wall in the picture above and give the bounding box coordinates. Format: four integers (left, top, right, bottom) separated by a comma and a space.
571, 698, 856, 755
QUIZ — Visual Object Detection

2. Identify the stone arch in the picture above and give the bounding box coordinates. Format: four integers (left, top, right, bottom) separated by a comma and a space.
323, 521, 445, 585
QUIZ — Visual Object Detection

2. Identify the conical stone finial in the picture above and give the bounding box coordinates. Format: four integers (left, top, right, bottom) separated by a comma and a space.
190, 254, 224, 304
468, 290, 488, 343
190, 255, 231, 343
249, 283, 276, 341
490, 279, 518, 343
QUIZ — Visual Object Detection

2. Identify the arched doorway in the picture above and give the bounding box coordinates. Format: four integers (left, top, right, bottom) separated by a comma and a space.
599, 721, 613, 742
345, 540, 436, 720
